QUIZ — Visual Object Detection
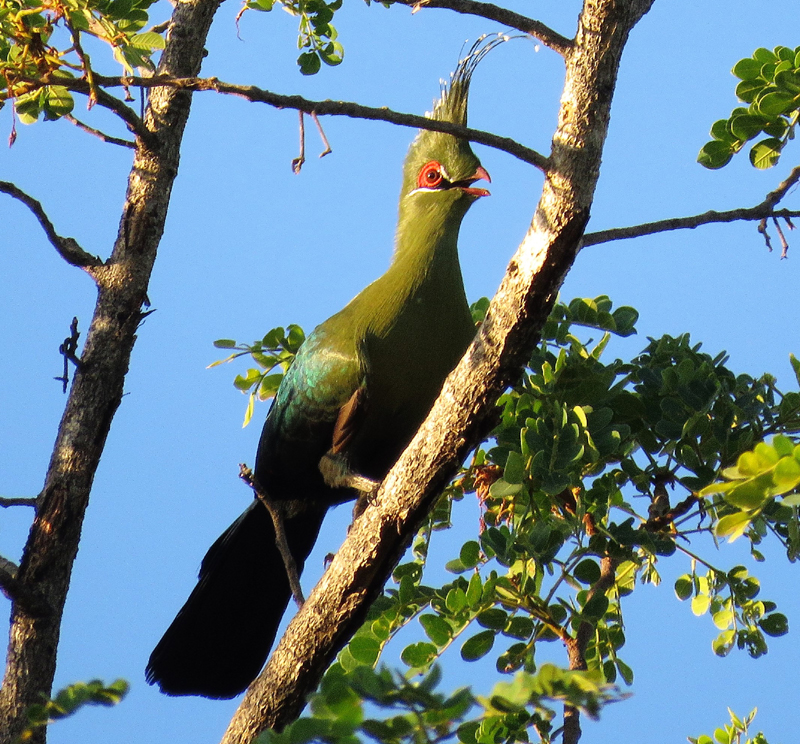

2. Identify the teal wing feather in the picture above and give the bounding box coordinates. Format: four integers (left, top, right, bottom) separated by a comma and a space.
255, 322, 364, 501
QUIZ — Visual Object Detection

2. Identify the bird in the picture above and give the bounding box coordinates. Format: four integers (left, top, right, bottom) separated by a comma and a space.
146, 40, 496, 700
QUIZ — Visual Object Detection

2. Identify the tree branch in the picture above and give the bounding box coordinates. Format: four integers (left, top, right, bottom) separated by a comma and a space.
762, 163, 800, 209
0, 181, 103, 270
34, 74, 550, 170
0, 0, 225, 738
0, 558, 52, 620
562, 556, 618, 744
221, 0, 654, 740
583, 207, 800, 247
0, 498, 37, 508
63, 114, 135, 148
391, 0, 573, 56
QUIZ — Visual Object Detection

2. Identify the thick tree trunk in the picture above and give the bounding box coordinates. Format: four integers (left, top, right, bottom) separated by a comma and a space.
0, 1, 222, 740
221, 0, 655, 742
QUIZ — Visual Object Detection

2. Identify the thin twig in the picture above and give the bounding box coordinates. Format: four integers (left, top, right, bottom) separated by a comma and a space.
762, 163, 800, 209
773, 216, 790, 259
54, 317, 83, 393
25, 74, 549, 170
0, 181, 102, 269
238, 464, 305, 607
292, 110, 305, 174
311, 111, 332, 158
63, 15, 99, 108
391, 0, 573, 55
584, 207, 800, 247
63, 114, 135, 148
0, 497, 37, 508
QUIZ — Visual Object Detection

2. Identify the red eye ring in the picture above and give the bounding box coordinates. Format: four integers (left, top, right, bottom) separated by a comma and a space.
417, 161, 444, 190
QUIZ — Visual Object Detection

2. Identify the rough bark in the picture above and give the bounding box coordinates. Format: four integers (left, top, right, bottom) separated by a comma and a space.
221, 0, 655, 742
0, 0, 222, 740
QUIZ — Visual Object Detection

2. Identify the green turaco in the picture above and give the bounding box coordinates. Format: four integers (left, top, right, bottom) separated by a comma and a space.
147, 45, 492, 699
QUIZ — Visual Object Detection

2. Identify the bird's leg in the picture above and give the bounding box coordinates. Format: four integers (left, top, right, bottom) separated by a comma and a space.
319, 452, 381, 517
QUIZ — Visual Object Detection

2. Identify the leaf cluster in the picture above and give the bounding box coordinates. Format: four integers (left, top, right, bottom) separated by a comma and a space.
19, 678, 128, 740
238, 0, 344, 74
688, 707, 770, 744
0, 0, 164, 123
675, 564, 787, 659
211, 324, 305, 426
221, 295, 800, 740
699, 45, 800, 170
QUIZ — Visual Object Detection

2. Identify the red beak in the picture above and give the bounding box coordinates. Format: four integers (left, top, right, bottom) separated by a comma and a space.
458, 165, 491, 197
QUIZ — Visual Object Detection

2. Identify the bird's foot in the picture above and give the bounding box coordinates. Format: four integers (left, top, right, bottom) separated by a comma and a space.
319, 453, 380, 497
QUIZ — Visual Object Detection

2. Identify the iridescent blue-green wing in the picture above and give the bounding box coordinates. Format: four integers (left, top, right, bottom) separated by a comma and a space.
254, 324, 364, 500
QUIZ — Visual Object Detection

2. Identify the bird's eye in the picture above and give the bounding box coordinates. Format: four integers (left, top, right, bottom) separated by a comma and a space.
417, 161, 444, 190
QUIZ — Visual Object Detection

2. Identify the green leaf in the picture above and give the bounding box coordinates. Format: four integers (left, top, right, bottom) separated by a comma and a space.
419, 614, 452, 647
401, 642, 438, 669
476, 609, 508, 631
674, 575, 693, 601
574, 559, 601, 585
698, 140, 734, 170
692, 594, 711, 616
214, 339, 238, 348
759, 613, 789, 637
348, 636, 381, 666
755, 90, 797, 116
732, 57, 764, 80
298, 51, 321, 75
750, 137, 783, 169
459, 541, 481, 569
729, 114, 765, 141
715, 511, 754, 542
460, 630, 495, 661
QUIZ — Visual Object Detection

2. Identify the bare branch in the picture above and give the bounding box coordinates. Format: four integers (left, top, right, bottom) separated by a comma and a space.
292, 110, 306, 175
238, 464, 305, 608
562, 556, 618, 744
0, 557, 52, 620
391, 0, 573, 55
63, 114, 135, 148
91, 87, 154, 144
0, 182, 102, 270
762, 163, 800, 209
583, 207, 800, 247
54, 318, 84, 394
0, 498, 37, 508
311, 112, 332, 158
36, 75, 550, 170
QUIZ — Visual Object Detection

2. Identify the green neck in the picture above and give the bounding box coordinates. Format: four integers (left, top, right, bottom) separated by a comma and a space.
364, 190, 470, 335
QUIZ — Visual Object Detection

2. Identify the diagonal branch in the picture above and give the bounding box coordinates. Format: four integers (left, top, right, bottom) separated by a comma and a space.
92, 87, 154, 145
762, 163, 800, 209
64, 114, 135, 148
585, 164, 800, 247
0, 181, 103, 270
583, 207, 800, 247
391, 0, 573, 56
32, 74, 550, 170
220, 0, 654, 740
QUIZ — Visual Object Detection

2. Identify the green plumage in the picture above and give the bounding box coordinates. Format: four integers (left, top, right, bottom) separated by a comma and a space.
147, 43, 492, 699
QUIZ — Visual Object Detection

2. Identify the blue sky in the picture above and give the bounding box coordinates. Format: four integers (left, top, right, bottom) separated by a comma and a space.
1, 0, 799, 742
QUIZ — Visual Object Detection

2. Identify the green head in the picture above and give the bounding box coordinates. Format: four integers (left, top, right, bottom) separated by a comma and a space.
399, 40, 497, 215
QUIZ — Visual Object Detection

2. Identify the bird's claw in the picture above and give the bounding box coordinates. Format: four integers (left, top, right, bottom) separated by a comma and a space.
319, 453, 380, 497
